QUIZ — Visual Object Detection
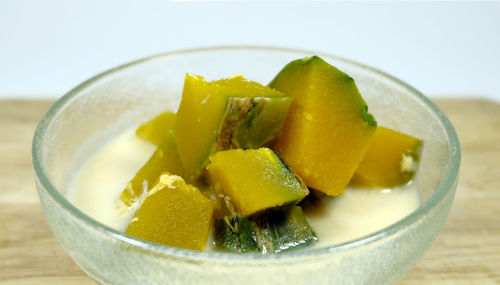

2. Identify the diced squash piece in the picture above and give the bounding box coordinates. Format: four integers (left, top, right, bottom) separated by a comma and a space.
270, 56, 377, 196
136, 111, 176, 146
253, 206, 317, 253
176, 74, 292, 181
207, 148, 309, 216
125, 172, 215, 251
119, 131, 184, 208
352, 126, 423, 187
214, 206, 317, 253
214, 216, 259, 253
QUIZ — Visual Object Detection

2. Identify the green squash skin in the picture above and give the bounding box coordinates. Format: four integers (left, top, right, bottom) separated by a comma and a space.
254, 206, 317, 253
214, 216, 260, 253
214, 206, 317, 254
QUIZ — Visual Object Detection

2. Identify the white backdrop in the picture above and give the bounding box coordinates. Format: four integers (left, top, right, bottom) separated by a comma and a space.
1, 0, 499, 101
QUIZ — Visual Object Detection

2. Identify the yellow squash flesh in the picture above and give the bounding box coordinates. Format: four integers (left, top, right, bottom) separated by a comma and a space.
119, 130, 184, 208
352, 126, 423, 188
126, 172, 215, 251
270, 56, 377, 196
207, 148, 309, 217
135, 111, 176, 146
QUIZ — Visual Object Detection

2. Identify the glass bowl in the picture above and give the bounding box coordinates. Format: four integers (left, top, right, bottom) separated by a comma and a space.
32, 46, 460, 284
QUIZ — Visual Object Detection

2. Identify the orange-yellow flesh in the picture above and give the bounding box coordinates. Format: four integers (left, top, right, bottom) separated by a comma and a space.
175, 74, 286, 181
119, 131, 184, 207
352, 126, 423, 188
125, 173, 215, 251
207, 148, 308, 217
270, 56, 376, 196
135, 111, 176, 146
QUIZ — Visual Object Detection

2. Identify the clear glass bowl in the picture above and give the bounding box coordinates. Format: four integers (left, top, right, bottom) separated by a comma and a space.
32, 47, 460, 284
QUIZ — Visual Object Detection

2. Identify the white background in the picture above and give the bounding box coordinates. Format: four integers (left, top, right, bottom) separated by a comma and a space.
1, 0, 499, 101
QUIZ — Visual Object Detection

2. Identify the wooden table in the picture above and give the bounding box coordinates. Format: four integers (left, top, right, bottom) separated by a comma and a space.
0, 99, 499, 284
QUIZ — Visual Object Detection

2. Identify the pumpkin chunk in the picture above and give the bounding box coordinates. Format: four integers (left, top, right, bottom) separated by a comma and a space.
175, 74, 292, 181
352, 126, 423, 188
214, 215, 259, 253
136, 111, 176, 146
119, 130, 184, 208
214, 206, 317, 253
125, 172, 215, 251
270, 56, 377, 196
207, 148, 309, 216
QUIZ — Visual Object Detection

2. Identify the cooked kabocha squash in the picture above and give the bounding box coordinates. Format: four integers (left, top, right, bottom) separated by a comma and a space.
119, 130, 184, 208
252, 206, 317, 253
352, 126, 423, 188
214, 206, 317, 253
176, 74, 292, 181
270, 56, 377, 196
207, 148, 309, 217
125, 172, 215, 251
214, 215, 259, 253
135, 110, 176, 146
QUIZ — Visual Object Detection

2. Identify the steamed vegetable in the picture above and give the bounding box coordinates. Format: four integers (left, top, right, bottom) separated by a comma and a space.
135, 110, 176, 146
270, 56, 377, 196
207, 148, 309, 216
119, 55, 424, 254
175, 74, 292, 181
119, 131, 183, 207
214, 206, 317, 253
352, 126, 423, 187
126, 172, 215, 250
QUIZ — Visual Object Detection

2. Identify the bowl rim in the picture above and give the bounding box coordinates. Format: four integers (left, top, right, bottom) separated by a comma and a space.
32, 45, 461, 262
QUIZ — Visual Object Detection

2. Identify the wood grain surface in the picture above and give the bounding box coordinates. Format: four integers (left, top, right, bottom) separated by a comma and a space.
0, 99, 499, 284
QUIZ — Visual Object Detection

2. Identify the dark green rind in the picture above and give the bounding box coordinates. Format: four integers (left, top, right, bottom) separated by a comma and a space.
254, 206, 317, 253
214, 206, 317, 254
271, 149, 310, 200
362, 104, 377, 128
214, 216, 259, 253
